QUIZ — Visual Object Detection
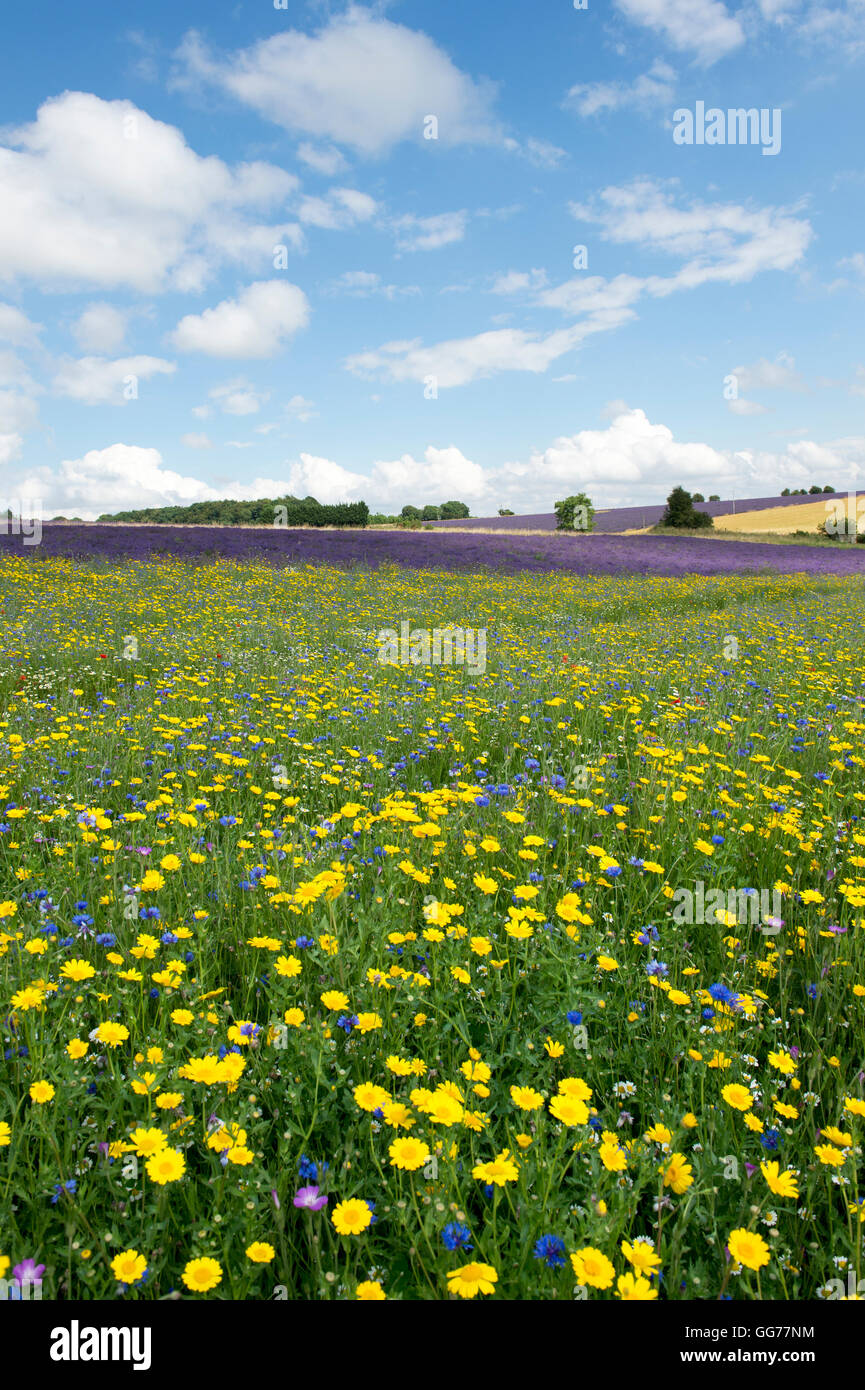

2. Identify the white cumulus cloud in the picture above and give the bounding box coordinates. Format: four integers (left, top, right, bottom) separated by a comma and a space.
52, 355, 176, 405
613, 0, 744, 64
171, 281, 309, 359
0, 92, 301, 292
173, 9, 500, 156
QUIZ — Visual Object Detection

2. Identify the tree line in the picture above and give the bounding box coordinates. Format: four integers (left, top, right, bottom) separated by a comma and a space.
96, 497, 370, 527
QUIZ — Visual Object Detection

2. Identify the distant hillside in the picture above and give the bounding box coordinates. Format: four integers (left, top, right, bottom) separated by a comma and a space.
430, 490, 852, 533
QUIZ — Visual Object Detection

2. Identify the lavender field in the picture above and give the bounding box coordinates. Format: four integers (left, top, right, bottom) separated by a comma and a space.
4, 521, 865, 578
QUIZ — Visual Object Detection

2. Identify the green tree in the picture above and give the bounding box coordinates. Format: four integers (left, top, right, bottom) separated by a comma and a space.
554, 493, 595, 532
439, 500, 470, 519
661, 486, 713, 529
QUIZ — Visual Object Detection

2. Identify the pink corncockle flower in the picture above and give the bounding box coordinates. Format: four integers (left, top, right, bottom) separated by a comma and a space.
293, 1185, 328, 1211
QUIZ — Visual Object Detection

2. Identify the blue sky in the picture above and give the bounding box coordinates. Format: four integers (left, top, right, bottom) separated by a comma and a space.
1, 0, 863, 517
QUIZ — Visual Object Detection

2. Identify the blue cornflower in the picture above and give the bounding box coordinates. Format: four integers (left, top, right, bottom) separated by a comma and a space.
708, 982, 739, 1008
50, 1178, 77, 1204
566, 1010, 583, 1026
533, 1234, 566, 1268
441, 1222, 474, 1252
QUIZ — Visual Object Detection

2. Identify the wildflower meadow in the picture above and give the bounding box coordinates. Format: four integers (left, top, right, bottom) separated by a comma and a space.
2, 551, 864, 1303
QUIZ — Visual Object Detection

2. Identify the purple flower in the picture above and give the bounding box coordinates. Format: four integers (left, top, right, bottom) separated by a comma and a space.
13, 1258, 45, 1283
293, 1184, 328, 1211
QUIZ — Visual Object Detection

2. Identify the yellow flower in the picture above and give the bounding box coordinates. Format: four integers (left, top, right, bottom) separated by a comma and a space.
128, 1127, 168, 1157
549, 1093, 589, 1126
510, 1085, 545, 1111
814, 1143, 846, 1167
599, 1141, 628, 1171
382, 1101, 415, 1130
622, 1239, 662, 1274
356, 1280, 386, 1300
544, 1037, 565, 1058
284, 1007, 304, 1027
388, 1136, 431, 1171
29, 1080, 55, 1104
727, 1228, 770, 1271
332, 1198, 373, 1235
767, 1050, 796, 1074
570, 1247, 615, 1290
245, 1242, 275, 1263
425, 1090, 464, 1126
275, 955, 301, 977
60, 959, 96, 982
596, 955, 619, 971
472, 1150, 519, 1186
761, 1161, 799, 1198
67, 1039, 89, 1060
617, 1272, 658, 1300
182, 1257, 222, 1292
721, 1083, 753, 1111
111, 1249, 147, 1284
821, 1126, 852, 1148
355, 1012, 382, 1033
320, 990, 349, 1012
95, 1022, 129, 1048
353, 1082, 390, 1112
145, 1148, 186, 1185
662, 1153, 693, 1194
558, 1077, 593, 1101
155, 1092, 183, 1110
446, 1262, 498, 1299
645, 1124, 672, 1144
